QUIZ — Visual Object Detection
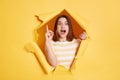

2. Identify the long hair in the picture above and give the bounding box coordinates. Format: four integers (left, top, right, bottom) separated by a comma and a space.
53, 15, 75, 41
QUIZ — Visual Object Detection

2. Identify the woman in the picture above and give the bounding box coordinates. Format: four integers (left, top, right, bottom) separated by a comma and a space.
45, 15, 87, 69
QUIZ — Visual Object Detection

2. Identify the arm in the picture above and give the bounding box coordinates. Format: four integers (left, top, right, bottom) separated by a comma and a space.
44, 25, 57, 67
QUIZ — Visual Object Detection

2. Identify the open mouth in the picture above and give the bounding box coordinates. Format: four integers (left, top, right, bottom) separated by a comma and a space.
61, 30, 66, 33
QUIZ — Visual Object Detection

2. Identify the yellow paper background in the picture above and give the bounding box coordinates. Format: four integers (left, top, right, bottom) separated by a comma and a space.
0, 0, 120, 80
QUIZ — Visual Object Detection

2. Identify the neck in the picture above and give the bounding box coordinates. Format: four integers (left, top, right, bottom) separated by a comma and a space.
59, 37, 67, 42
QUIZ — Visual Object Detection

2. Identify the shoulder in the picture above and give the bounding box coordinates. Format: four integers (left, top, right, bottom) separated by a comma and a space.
72, 38, 81, 43
50, 40, 56, 45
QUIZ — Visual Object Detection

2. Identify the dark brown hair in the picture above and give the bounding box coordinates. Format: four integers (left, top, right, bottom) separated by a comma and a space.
53, 15, 75, 41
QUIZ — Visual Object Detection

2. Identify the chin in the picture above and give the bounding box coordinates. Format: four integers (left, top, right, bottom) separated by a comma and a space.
60, 35, 67, 38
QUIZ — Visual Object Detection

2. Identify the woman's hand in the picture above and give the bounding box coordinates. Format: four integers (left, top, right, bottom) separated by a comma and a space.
45, 25, 54, 42
44, 25, 57, 67
79, 32, 87, 40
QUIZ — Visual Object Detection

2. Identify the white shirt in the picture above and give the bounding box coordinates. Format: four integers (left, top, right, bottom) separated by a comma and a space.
50, 39, 80, 69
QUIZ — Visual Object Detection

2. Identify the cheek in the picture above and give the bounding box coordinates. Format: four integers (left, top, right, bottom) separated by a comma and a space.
56, 27, 60, 34
66, 26, 69, 32
57, 26, 61, 30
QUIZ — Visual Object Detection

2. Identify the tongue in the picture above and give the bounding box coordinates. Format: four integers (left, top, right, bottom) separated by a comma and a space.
60, 30, 66, 34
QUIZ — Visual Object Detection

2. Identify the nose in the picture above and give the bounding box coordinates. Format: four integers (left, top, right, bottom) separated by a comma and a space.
61, 24, 65, 28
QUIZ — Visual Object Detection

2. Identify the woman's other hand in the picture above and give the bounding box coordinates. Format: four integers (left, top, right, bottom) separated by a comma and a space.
79, 32, 87, 40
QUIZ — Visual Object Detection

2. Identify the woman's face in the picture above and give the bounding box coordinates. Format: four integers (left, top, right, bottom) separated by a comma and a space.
57, 17, 69, 39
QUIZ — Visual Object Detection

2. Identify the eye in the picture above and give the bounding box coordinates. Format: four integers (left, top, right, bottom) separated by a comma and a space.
57, 21, 62, 26
65, 22, 68, 25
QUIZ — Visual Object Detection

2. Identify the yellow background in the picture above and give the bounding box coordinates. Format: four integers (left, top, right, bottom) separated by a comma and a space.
0, 0, 120, 80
